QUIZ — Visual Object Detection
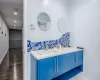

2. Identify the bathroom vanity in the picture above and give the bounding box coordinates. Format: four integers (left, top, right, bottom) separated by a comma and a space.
30, 48, 83, 80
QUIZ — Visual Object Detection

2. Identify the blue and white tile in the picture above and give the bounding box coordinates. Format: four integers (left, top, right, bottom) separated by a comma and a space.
27, 32, 70, 52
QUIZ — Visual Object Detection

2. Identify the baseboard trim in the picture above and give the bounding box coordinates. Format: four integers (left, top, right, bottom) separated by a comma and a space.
0, 49, 9, 65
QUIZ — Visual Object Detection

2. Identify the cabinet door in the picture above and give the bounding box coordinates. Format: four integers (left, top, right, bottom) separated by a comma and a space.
38, 57, 56, 80
57, 52, 76, 76
76, 50, 83, 66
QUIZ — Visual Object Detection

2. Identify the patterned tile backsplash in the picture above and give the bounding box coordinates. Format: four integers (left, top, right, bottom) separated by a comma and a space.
27, 32, 70, 52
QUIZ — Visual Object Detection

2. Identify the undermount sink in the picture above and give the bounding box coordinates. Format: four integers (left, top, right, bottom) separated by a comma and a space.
35, 47, 76, 56
31, 47, 83, 60
36, 49, 59, 55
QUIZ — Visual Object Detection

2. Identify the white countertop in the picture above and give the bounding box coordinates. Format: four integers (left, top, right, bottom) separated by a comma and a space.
30, 47, 83, 60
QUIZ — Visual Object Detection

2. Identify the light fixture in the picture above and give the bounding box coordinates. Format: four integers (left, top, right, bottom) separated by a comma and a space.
14, 25, 16, 26
13, 20, 17, 23
44, 0, 48, 4
14, 9, 18, 15
14, 25, 16, 28
14, 12, 18, 15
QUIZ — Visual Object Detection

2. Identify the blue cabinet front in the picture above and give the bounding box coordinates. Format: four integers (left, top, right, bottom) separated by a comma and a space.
31, 50, 83, 80
56, 52, 76, 77
37, 57, 55, 80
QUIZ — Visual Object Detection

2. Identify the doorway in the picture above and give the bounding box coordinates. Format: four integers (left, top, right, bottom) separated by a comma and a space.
0, 0, 23, 80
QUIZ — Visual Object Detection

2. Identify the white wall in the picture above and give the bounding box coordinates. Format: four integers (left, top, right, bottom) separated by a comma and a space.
24, 0, 69, 80
68, 0, 100, 80
0, 14, 9, 64
27, 0, 69, 42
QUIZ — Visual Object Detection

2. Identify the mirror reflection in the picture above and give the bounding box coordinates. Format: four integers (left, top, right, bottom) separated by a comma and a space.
57, 17, 67, 33
37, 12, 51, 31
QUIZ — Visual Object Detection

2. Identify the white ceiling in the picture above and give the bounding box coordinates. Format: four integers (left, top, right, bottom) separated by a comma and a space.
0, 0, 23, 30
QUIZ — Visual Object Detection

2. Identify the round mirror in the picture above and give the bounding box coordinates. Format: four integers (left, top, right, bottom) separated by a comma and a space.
37, 12, 51, 31
57, 17, 67, 33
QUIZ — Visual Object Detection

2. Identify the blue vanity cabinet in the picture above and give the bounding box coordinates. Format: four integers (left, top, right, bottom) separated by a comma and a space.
31, 50, 84, 80
37, 57, 56, 80
55, 52, 76, 77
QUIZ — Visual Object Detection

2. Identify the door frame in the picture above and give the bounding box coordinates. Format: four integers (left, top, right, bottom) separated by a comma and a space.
23, 0, 30, 80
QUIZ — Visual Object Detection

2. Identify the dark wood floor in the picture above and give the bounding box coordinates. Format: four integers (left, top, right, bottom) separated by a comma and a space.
0, 48, 23, 80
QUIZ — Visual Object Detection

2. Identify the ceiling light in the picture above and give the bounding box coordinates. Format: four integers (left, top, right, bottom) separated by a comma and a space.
14, 25, 16, 28
13, 20, 17, 23
14, 12, 18, 15
14, 9, 18, 15
44, 0, 48, 4
14, 25, 16, 27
